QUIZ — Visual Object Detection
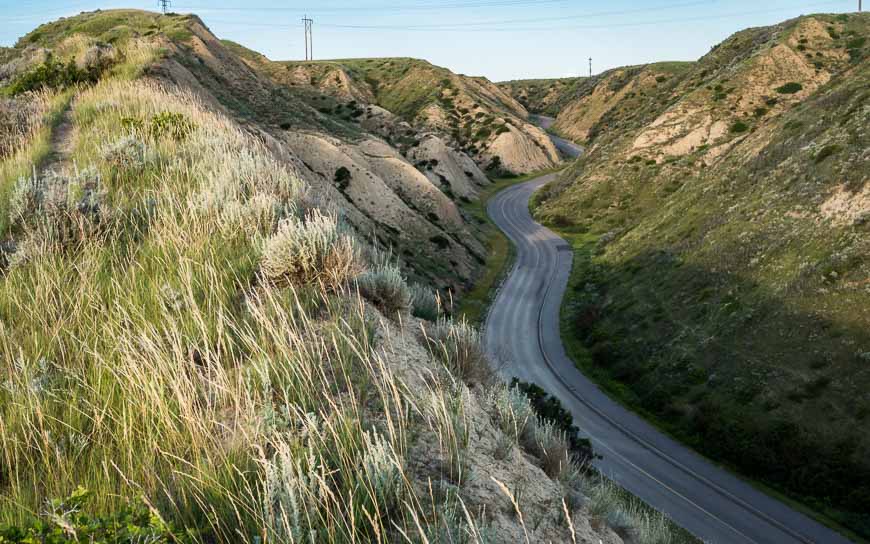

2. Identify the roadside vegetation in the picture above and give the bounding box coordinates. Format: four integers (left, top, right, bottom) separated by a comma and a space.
530, 12, 870, 540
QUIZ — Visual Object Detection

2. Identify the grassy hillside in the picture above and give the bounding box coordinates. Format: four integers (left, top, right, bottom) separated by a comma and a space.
533, 12, 870, 538
498, 76, 586, 116
0, 9, 690, 544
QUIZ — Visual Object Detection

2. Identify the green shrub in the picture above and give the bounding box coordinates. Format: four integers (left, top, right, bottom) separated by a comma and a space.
334, 166, 352, 191
148, 111, 192, 140
814, 144, 842, 163
474, 127, 491, 141
0, 487, 193, 543
6, 57, 91, 96
847, 37, 867, 49
730, 120, 749, 133
753, 107, 768, 118
119, 112, 193, 140
409, 282, 440, 321
356, 263, 411, 316
775, 82, 803, 94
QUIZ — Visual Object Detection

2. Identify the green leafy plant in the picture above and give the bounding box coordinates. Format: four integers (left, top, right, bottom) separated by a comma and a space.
814, 144, 842, 163
148, 111, 192, 140
0, 487, 194, 543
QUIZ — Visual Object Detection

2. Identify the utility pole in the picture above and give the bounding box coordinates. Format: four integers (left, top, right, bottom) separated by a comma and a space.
302, 16, 314, 60
588, 57, 592, 78
158, 0, 170, 14
860, 0, 862, 12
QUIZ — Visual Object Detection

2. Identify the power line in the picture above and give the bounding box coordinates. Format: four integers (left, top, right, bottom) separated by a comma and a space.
201, 0, 850, 33
323, 0, 716, 29
174, 0, 577, 14
318, 0, 848, 30
158, 0, 171, 15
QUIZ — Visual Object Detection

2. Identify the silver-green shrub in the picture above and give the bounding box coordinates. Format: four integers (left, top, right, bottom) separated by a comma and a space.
10, 166, 110, 248
260, 209, 363, 290
100, 134, 148, 170
409, 282, 440, 321
357, 263, 411, 316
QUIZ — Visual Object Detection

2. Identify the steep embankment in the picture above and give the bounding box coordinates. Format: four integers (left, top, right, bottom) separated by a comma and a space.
5, 11, 495, 293
499, 76, 586, 116
533, 12, 870, 538
0, 9, 682, 544
154, 21, 496, 293
272, 58, 561, 176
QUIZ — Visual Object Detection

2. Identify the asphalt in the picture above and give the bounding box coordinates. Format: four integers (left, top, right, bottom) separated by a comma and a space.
483, 169, 855, 543
529, 114, 584, 158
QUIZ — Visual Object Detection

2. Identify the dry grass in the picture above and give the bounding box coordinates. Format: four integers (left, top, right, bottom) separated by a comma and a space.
423, 317, 494, 386
0, 77, 496, 542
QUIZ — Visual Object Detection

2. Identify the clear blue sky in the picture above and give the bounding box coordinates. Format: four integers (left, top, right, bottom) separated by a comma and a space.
1, 0, 860, 81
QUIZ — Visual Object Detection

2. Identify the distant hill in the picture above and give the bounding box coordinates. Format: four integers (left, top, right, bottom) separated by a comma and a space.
524, 12, 870, 538
261, 57, 562, 175
498, 76, 587, 117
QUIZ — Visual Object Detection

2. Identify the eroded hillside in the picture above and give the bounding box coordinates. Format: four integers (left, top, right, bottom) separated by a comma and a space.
531, 12, 870, 537
268, 57, 562, 175
499, 76, 586, 117
3, 10, 499, 293
0, 8, 687, 544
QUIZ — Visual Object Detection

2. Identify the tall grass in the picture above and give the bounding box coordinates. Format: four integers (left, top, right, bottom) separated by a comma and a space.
0, 65, 687, 544
0, 77, 499, 542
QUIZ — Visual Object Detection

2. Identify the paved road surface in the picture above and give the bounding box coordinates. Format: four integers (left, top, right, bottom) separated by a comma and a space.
529, 114, 584, 158
483, 169, 853, 543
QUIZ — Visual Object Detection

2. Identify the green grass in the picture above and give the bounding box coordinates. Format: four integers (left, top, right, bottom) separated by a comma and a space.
548, 227, 869, 544
0, 89, 73, 232
15, 9, 193, 49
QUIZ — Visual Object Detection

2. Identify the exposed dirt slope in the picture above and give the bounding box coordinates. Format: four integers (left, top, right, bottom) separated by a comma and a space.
145, 18, 489, 292
275, 58, 561, 175
533, 12, 870, 537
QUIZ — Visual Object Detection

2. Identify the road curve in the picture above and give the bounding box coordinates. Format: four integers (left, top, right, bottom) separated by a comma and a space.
529, 114, 583, 158
483, 174, 853, 544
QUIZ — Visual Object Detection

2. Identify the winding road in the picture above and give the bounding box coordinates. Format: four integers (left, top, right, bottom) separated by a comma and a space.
483, 126, 853, 543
